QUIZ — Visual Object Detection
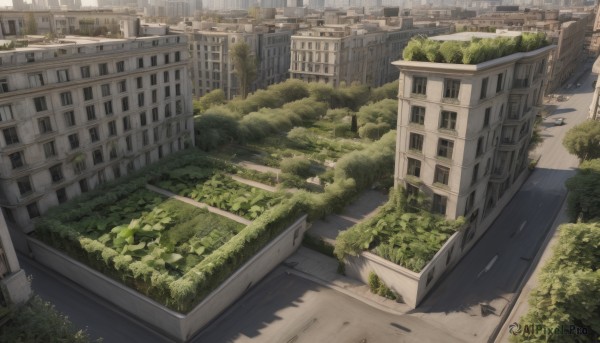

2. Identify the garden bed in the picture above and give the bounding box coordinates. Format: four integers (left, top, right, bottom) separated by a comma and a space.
151, 170, 289, 220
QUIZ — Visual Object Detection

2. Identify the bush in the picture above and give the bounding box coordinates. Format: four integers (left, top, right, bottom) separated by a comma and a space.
280, 156, 313, 178
195, 89, 226, 114
302, 234, 335, 258
370, 81, 398, 102
355, 99, 398, 127
368, 272, 397, 300
358, 122, 391, 140
0, 296, 99, 343
194, 113, 241, 151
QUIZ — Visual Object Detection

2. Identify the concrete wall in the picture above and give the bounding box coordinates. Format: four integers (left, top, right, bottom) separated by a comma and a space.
346, 168, 530, 308
28, 214, 308, 341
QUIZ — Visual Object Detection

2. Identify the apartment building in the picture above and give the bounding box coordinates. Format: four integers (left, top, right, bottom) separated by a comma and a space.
394, 32, 553, 248
186, 23, 291, 98
0, 34, 194, 233
0, 10, 136, 38
289, 22, 450, 88
0, 211, 31, 306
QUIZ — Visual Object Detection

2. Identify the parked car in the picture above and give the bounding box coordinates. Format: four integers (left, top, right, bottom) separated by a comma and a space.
554, 118, 565, 126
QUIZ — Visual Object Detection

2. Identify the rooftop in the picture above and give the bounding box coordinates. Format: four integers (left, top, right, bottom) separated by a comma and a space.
429, 30, 522, 41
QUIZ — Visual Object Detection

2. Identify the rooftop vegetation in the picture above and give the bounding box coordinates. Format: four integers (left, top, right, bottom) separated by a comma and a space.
402, 32, 549, 65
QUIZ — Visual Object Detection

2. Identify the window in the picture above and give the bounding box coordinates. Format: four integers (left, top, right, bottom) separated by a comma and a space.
465, 191, 476, 215
116, 61, 125, 73
38, 117, 52, 134
150, 74, 157, 86
17, 176, 33, 196
175, 70, 180, 80
496, 73, 503, 92
175, 84, 181, 96
138, 93, 145, 107
3, 127, 19, 145
440, 111, 457, 130
68, 133, 79, 149
122, 97, 129, 112
29, 73, 45, 87
83, 87, 93, 101
79, 179, 89, 193
152, 108, 159, 122
64, 111, 76, 127
136, 77, 143, 89
166, 123, 172, 138
117, 80, 127, 93
81, 66, 90, 78
0, 105, 14, 121
434, 165, 450, 185
176, 100, 182, 115
34, 97, 47, 112
145, 152, 151, 165
89, 127, 100, 142
140, 112, 147, 126
412, 76, 427, 94
101, 84, 111, 97
9, 151, 24, 169
49, 164, 63, 183
409, 133, 424, 152
142, 130, 149, 146
432, 194, 447, 215
99, 63, 108, 75
126, 135, 132, 151
56, 188, 68, 204
86, 105, 96, 121
43, 141, 56, 158
165, 104, 172, 118
123, 116, 131, 131
152, 89, 157, 103
60, 92, 73, 106
484, 108, 491, 128
104, 101, 113, 116
443, 79, 460, 99
26, 202, 40, 219
73, 158, 86, 174
93, 149, 103, 165
108, 120, 117, 136
476, 137, 484, 157
472, 163, 479, 185
153, 126, 160, 142
480, 77, 488, 99
437, 139, 454, 159
175, 51, 181, 62
164, 71, 170, 82
407, 158, 421, 177
151, 56, 157, 66
410, 106, 425, 125
109, 145, 117, 160
0, 78, 8, 93
138, 57, 144, 68
112, 166, 121, 179
57, 69, 69, 82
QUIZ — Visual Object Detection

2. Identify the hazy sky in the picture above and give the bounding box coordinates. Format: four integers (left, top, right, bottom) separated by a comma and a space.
0, 0, 98, 7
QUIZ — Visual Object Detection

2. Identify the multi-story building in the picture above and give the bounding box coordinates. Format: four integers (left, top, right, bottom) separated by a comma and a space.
0, 34, 194, 233
394, 32, 553, 248
0, 212, 31, 307
185, 23, 291, 98
289, 21, 451, 88
0, 10, 135, 38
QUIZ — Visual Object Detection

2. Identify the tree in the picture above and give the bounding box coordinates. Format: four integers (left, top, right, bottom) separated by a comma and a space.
230, 41, 257, 100
565, 159, 600, 222
562, 120, 600, 162
350, 114, 358, 133
513, 223, 600, 343
195, 89, 226, 113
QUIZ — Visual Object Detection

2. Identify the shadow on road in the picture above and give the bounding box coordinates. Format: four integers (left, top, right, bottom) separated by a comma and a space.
550, 107, 575, 115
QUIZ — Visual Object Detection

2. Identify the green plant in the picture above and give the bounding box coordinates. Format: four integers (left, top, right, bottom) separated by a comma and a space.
367, 272, 397, 300
280, 156, 313, 178
302, 234, 335, 257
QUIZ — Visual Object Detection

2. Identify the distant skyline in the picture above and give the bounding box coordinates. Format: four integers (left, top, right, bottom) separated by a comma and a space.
0, 0, 98, 7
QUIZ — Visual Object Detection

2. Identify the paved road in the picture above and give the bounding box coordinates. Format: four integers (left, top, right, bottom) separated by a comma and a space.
410, 68, 596, 341
19, 255, 173, 343
194, 270, 464, 343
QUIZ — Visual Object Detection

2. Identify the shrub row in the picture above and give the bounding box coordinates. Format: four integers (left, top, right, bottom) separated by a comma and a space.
403, 33, 549, 65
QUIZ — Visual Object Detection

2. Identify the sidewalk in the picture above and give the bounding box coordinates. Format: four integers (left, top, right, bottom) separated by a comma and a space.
308, 189, 388, 244
494, 200, 568, 342
284, 247, 411, 315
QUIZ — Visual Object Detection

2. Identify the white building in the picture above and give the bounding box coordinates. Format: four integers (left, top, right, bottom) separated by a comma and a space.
0, 34, 194, 235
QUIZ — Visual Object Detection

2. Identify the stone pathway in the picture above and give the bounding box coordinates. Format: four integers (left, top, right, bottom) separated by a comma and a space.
229, 174, 278, 193
145, 184, 251, 225
237, 160, 281, 175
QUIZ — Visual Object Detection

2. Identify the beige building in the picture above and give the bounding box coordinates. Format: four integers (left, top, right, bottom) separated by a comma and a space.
0, 34, 194, 235
183, 23, 292, 99
289, 21, 451, 88
0, 211, 31, 307
394, 32, 553, 247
